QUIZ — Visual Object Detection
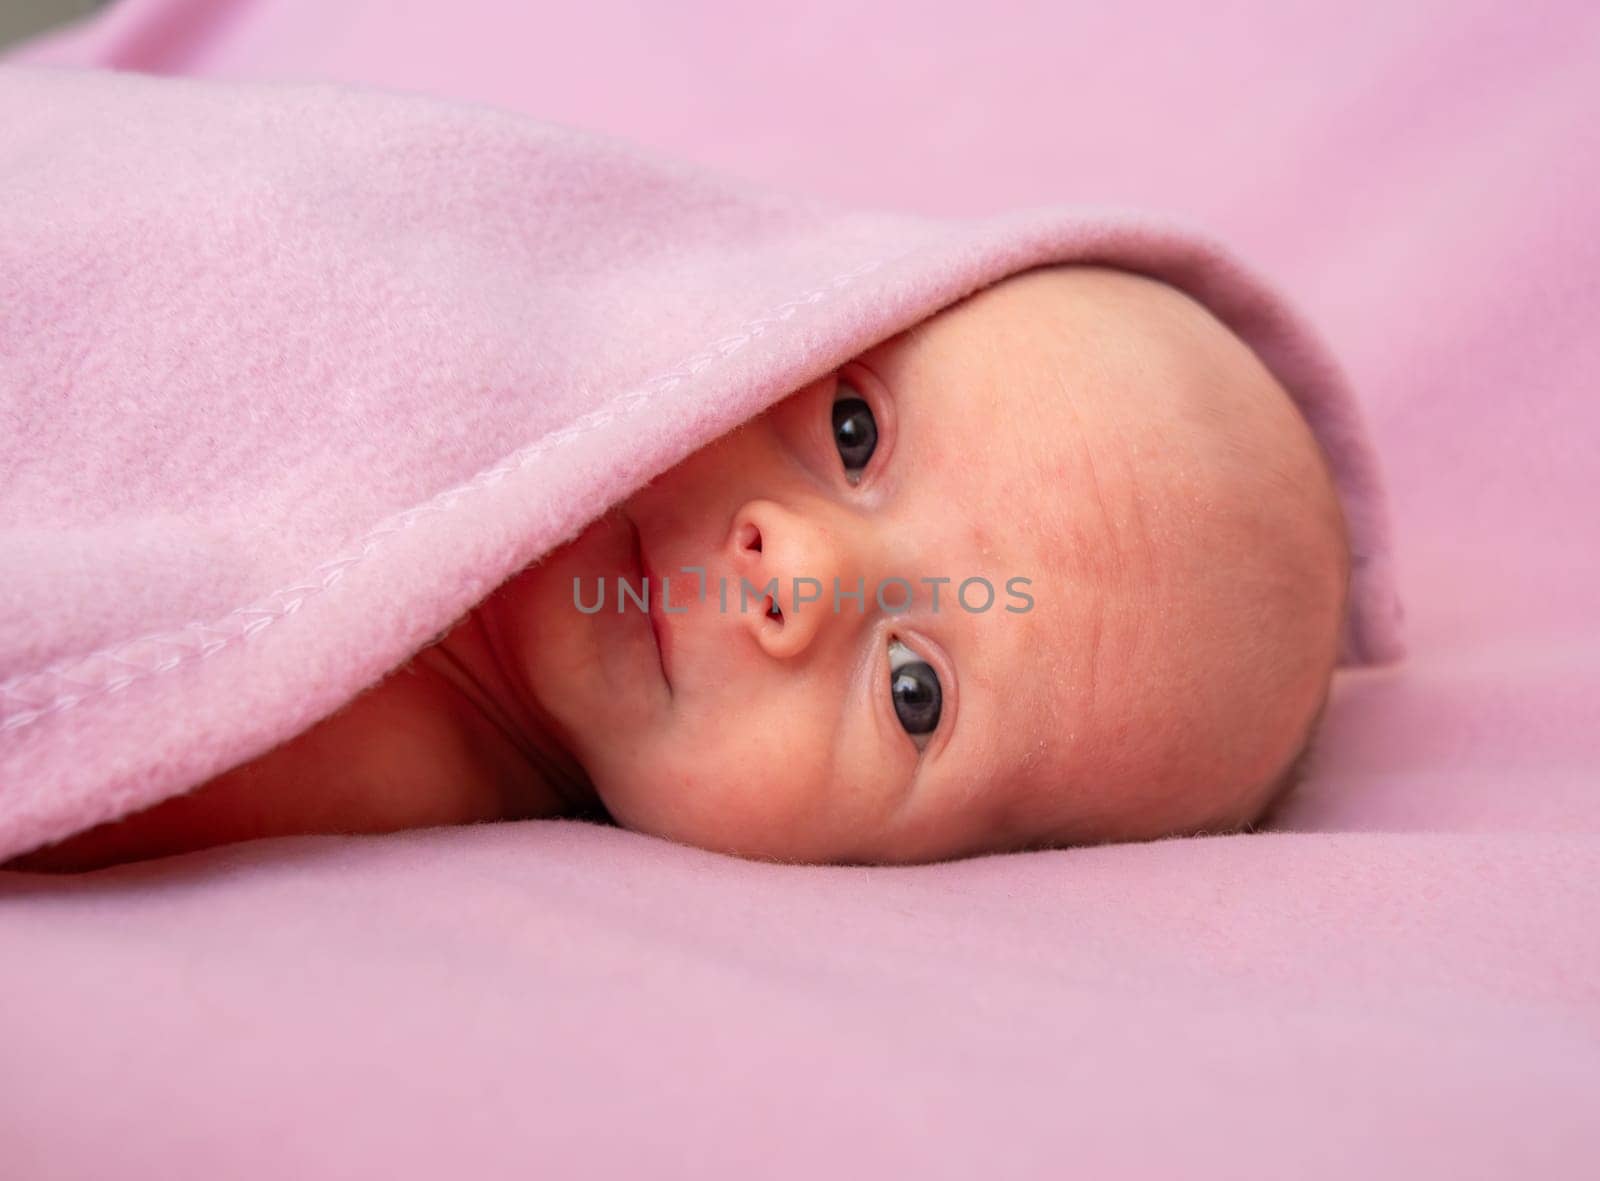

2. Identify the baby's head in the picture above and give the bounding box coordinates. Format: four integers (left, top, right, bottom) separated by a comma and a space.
501, 263, 1349, 864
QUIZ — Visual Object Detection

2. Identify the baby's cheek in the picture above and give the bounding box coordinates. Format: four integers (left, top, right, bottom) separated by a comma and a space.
603, 717, 824, 856
588, 721, 713, 838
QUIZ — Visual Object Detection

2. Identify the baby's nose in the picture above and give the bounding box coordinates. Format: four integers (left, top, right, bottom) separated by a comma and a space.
726, 498, 855, 660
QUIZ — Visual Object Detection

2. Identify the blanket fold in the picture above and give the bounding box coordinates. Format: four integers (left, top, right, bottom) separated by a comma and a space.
0, 64, 1402, 862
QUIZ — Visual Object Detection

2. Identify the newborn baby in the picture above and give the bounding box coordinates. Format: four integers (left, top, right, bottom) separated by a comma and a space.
7, 263, 1349, 872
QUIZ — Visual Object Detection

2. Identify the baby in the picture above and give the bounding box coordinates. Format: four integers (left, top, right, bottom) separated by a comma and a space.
5, 263, 1349, 872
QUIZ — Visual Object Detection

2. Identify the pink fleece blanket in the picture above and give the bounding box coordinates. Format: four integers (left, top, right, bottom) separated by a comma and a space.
0, 60, 1402, 861
2, 2, 1597, 1178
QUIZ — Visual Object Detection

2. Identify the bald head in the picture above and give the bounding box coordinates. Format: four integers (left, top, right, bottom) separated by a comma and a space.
975, 264, 1351, 849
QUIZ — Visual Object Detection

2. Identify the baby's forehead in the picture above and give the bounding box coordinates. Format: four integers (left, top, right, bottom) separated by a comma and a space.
875, 264, 1284, 563
864, 280, 1166, 567
870, 268, 1185, 461
862, 267, 1246, 848
880, 264, 1224, 411
857, 267, 1339, 855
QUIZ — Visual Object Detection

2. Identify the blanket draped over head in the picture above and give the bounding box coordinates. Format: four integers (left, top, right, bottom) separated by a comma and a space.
0, 65, 1402, 863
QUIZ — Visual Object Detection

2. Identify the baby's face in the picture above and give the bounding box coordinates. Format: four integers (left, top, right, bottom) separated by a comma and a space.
489, 264, 1346, 864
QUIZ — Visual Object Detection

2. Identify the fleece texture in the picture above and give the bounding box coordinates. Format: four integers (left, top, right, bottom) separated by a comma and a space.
3, 2, 1598, 1179
0, 64, 1399, 861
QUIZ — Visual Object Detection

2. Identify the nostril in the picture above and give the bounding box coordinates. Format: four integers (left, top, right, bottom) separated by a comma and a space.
766, 595, 782, 622
740, 522, 762, 553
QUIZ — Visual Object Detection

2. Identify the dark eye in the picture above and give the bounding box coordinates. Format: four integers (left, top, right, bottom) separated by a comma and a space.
887, 638, 941, 746
831, 390, 878, 483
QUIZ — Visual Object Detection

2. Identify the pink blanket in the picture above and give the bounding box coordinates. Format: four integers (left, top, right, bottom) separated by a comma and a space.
3, 1, 1597, 1177
0, 59, 1403, 860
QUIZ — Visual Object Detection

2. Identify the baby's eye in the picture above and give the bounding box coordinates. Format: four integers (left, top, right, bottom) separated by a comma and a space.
888, 638, 941, 748
831, 385, 878, 484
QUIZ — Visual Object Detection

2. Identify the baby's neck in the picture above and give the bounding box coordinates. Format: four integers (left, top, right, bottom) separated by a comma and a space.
417, 606, 600, 822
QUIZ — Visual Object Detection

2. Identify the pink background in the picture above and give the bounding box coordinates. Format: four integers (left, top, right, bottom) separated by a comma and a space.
3, 2, 1598, 1177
